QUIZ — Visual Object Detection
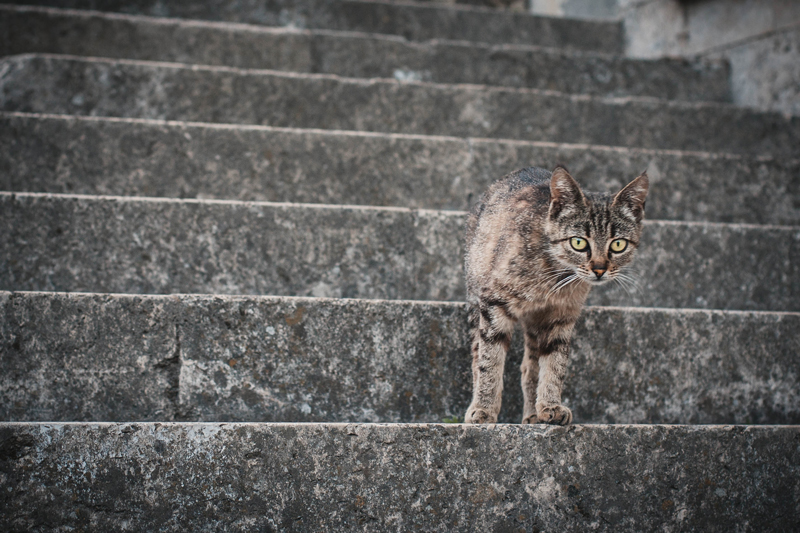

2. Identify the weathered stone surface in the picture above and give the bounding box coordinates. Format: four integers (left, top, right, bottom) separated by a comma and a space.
2, 193, 798, 311
572, 307, 800, 425
622, 0, 800, 58
1, 422, 798, 531
720, 25, 800, 117
3, 113, 799, 225
587, 220, 800, 312
0, 4, 729, 101
2, 55, 798, 157
1, 1, 795, 530
2, 292, 798, 424
618, 0, 800, 116
0, 0, 625, 52
0, 193, 465, 301
0, 292, 178, 421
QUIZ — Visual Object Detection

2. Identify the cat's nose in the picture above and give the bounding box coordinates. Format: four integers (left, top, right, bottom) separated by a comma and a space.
592, 267, 606, 279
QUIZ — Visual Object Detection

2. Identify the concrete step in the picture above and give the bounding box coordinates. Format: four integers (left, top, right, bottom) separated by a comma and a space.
0, 5, 730, 102
3, 112, 799, 226
3, 291, 798, 424
2, 422, 798, 531
0, 0, 625, 52
2, 55, 798, 157
2, 193, 798, 311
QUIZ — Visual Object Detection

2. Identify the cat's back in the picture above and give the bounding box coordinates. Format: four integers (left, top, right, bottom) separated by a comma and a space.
466, 166, 552, 243
465, 167, 553, 298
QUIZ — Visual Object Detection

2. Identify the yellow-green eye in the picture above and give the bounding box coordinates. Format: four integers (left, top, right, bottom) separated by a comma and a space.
610, 239, 628, 253
570, 237, 588, 251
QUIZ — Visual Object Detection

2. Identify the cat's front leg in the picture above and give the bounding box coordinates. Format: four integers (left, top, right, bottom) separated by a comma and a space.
535, 335, 573, 426
464, 303, 513, 424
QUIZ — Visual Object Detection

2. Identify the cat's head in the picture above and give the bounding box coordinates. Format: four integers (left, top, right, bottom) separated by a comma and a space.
544, 166, 649, 287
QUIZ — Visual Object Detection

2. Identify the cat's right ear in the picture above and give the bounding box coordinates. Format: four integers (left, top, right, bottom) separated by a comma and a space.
549, 166, 585, 219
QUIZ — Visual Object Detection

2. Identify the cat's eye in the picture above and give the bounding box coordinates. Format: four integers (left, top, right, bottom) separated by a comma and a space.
610, 239, 628, 253
570, 237, 588, 251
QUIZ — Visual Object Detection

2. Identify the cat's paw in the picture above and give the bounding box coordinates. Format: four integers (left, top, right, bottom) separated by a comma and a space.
465, 406, 497, 424
521, 414, 539, 424
536, 405, 572, 426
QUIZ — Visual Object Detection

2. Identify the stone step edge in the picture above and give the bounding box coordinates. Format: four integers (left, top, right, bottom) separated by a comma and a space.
0, 0, 624, 33
0, 3, 634, 60
4, 290, 797, 425
5, 192, 797, 310
7, 289, 799, 318
5, 111, 786, 163
5, 60, 794, 156
0, 0, 625, 54
0, 52, 753, 113
5, 190, 798, 233
3, 420, 798, 429
2, 422, 797, 531
335, 0, 604, 19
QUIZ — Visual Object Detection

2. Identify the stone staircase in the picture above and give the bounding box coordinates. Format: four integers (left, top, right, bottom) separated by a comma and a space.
1, 2, 798, 530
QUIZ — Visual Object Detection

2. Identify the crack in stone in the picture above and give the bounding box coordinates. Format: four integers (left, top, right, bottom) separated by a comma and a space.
154, 323, 191, 421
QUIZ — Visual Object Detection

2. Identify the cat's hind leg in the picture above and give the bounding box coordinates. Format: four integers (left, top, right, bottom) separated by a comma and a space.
520, 330, 540, 424
464, 301, 514, 424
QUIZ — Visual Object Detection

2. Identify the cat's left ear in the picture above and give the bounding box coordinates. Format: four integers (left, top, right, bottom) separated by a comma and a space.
612, 172, 649, 222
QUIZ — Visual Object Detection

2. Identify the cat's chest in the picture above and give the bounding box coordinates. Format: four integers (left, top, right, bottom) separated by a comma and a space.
503, 284, 588, 322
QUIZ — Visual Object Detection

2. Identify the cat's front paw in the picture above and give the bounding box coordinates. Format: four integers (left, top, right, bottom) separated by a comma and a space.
536, 405, 572, 426
521, 414, 538, 424
465, 406, 497, 424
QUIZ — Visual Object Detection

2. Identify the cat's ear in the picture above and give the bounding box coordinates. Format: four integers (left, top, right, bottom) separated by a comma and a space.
612, 172, 649, 222
549, 166, 585, 219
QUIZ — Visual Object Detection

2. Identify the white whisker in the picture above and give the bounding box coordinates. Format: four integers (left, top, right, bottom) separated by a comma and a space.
540, 267, 575, 285
613, 276, 636, 298
542, 272, 572, 284
546, 272, 580, 299
612, 267, 644, 299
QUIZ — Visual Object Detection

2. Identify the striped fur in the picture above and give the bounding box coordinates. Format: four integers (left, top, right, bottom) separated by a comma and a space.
464, 166, 648, 424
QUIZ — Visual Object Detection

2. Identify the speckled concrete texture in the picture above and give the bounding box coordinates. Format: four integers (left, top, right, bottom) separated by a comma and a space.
0, 0, 625, 51
4, 113, 799, 225
3, 292, 798, 424
0, 193, 466, 301
0, 292, 178, 421
1, 422, 798, 531
2, 193, 798, 311
2, 55, 799, 156
0, 0, 797, 530
0, 5, 728, 101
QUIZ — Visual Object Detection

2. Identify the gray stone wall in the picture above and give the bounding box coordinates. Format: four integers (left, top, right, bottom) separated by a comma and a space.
530, 0, 622, 20
529, 0, 800, 116
620, 0, 800, 57
716, 25, 800, 117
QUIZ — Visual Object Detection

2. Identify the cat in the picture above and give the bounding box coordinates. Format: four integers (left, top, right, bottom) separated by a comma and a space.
463, 165, 649, 425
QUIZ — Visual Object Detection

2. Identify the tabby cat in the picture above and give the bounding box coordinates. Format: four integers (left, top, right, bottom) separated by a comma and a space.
464, 166, 649, 425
